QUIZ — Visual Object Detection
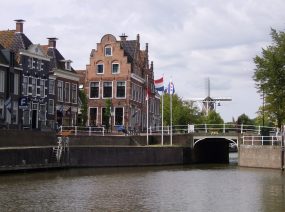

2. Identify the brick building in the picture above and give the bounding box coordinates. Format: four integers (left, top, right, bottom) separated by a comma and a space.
85, 34, 160, 132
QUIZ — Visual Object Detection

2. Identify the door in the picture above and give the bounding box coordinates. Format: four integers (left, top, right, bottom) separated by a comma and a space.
32, 110, 37, 129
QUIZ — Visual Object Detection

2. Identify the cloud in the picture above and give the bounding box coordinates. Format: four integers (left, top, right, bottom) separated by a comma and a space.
1, 0, 285, 121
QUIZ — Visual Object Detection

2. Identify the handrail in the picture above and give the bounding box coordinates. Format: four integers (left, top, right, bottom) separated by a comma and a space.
242, 135, 282, 146
60, 126, 105, 136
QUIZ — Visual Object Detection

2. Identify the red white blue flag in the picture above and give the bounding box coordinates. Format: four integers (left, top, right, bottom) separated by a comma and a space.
154, 77, 164, 92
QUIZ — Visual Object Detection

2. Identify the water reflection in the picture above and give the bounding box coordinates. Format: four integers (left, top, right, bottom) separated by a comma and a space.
0, 154, 284, 211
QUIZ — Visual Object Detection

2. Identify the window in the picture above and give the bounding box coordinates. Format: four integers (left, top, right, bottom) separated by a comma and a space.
116, 81, 126, 98
0, 71, 4, 92
48, 99, 54, 115
57, 81, 63, 102
65, 82, 70, 102
22, 76, 28, 95
72, 84, 77, 104
40, 79, 45, 97
0, 99, 4, 119
89, 107, 97, 126
23, 104, 30, 126
12, 101, 18, 124
37, 60, 42, 71
32, 77, 36, 97
115, 107, 123, 125
97, 64, 104, 74
13, 74, 19, 95
112, 63, 120, 74
9, 73, 14, 94
90, 82, 99, 98
105, 46, 112, 56
49, 79, 55, 94
65, 61, 71, 71
103, 82, 112, 98
39, 104, 46, 122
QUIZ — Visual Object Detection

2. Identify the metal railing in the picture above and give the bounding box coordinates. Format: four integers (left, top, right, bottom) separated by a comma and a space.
59, 126, 105, 136
242, 135, 282, 146
149, 124, 276, 135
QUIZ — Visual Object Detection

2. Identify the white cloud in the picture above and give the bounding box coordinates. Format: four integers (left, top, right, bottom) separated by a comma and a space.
1, 0, 285, 121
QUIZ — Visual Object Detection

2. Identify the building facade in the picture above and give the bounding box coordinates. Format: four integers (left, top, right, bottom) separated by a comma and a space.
85, 34, 160, 132
0, 20, 44, 129
42, 38, 80, 128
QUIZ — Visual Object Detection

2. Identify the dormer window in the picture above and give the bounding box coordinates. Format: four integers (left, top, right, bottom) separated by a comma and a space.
105, 46, 112, 56
65, 60, 72, 71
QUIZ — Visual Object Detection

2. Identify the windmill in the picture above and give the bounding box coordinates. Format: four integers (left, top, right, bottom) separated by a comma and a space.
189, 78, 232, 115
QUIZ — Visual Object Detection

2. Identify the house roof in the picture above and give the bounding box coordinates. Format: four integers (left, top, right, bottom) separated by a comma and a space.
0, 45, 9, 65
0, 30, 33, 63
41, 45, 76, 73
120, 40, 137, 63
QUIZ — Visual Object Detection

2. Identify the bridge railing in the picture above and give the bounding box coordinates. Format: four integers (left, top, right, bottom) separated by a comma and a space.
59, 126, 105, 136
242, 135, 282, 146
149, 124, 276, 135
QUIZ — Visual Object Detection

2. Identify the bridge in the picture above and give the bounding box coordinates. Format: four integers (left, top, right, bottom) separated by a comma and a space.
59, 124, 281, 164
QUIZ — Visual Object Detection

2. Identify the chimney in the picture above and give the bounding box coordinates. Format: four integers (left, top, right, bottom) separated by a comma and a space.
47, 37, 58, 48
119, 33, 128, 41
137, 34, 140, 42
146, 43, 149, 53
14, 19, 25, 33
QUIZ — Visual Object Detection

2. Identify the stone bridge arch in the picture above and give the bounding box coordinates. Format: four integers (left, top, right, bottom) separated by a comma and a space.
192, 136, 238, 163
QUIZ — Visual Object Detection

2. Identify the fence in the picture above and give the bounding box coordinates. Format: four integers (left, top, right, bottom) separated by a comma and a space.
242, 135, 282, 146
149, 124, 276, 135
59, 126, 105, 136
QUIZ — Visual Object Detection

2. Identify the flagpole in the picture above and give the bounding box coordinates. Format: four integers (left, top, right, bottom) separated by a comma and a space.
170, 89, 173, 146
146, 74, 149, 145
161, 90, 164, 146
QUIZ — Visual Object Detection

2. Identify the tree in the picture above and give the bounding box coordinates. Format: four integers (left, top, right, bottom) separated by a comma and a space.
78, 90, 88, 126
162, 93, 202, 126
237, 113, 254, 126
103, 99, 111, 132
253, 28, 285, 127
204, 111, 224, 125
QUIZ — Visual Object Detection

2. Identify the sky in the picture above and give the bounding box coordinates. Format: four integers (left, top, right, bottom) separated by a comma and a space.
1, 0, 285, 122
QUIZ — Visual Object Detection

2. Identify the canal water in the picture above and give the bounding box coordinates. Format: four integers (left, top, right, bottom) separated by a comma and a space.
0, 154, 284, 212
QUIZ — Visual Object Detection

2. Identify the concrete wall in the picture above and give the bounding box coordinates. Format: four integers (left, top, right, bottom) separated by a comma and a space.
0, 130, 57, 147
69, 146, 190, 167
239, 145, 283, 169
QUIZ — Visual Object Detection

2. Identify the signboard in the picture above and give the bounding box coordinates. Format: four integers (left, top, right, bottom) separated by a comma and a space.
19, 97, 28, 110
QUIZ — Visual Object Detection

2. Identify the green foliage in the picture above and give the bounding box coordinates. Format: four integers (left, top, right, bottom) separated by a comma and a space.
103, 99, 111, 131
204, 111, 224, 125
253, 28, 285, 127
237, 113, 254, 125
162, 94, 202, 126
78, 90, 88, 126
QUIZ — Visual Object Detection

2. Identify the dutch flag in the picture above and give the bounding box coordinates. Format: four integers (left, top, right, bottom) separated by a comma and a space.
154, 77, 164, 92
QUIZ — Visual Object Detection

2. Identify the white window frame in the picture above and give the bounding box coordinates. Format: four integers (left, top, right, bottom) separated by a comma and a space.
22, 76, 28, 95
49, 79, 55, 95
65, 82, 70, 103
48, 99, 54, 115
116, 81, 126, 99
89, 107, 98, 126
14, 74, 19, 95
0, 71, 4, 92
103, 81, 113, 99
96, 63, 104, 74
72, 83, 77, 104
32, 77, 37, 97
57, 80, 64, 102
114, 107, 124, 126
104, 46, 112, 56
89, 81, 100, 99
112, 63, 120, 74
